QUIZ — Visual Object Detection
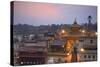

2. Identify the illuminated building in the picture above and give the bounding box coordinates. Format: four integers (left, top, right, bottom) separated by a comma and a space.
53, 19, 97, 62
14, 41, 47, 65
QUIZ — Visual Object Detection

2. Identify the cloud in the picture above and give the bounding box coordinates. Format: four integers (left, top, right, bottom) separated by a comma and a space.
14, 2, 61, 20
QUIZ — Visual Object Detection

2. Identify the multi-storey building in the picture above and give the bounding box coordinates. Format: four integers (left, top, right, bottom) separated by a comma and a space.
14, 41, 47, 65
78, 36, 97, 62
47, 19, 97, 63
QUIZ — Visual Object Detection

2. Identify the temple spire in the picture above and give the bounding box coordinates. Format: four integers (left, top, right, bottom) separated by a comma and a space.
71, 18, 80, 33
74, 18, 77, 24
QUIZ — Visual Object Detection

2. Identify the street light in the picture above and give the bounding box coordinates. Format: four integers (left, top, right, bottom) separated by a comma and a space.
80, 48, 85, 52
95, 32, 97, 35
21, 62, 23, 64
62, 45, 64, 48
81, 30, 85, 33
61, 29, 66, 34
67, 53, 70, 56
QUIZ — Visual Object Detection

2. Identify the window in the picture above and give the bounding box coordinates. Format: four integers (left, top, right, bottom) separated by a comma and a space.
79, 40, 84, 42
84, 55, 87, 58
88, 55, 91, 58
90, 40, 93, 44
92, 55, 95, 59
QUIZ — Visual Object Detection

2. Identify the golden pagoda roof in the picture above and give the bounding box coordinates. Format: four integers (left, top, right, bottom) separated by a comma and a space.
71, 19, 80, 28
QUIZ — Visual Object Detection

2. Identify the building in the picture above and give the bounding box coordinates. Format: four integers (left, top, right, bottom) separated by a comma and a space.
47, 39, 66, 63
14, 41, 47, 65
78, 36, 97, 62
13, 18, 97, 65
54, 19, 97, 62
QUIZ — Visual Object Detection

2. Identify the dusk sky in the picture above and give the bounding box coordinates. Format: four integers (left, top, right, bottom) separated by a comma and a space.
13, 1, 97, 26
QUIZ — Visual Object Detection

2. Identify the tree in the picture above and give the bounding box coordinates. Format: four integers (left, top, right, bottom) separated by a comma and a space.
87, 15, 93, 30
88, 15, 92, 23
